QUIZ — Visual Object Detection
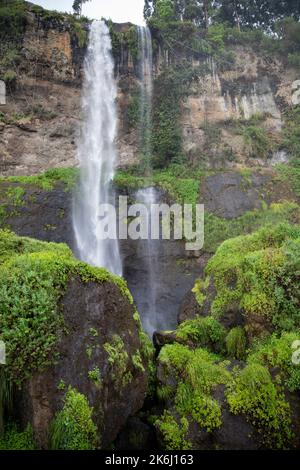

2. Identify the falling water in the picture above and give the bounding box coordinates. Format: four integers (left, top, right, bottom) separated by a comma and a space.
136, 27, 161, 335
73, 21, 122, 276
138, 26, 153, 167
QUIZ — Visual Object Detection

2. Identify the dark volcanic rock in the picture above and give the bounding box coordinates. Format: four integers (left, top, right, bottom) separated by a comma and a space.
1, 183, 74, 246
201, 172, 267, 219
115, 416, 157, 450
16, 276, 150, 449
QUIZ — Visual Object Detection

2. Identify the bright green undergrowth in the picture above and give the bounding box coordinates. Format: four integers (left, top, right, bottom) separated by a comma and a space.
0, 229, 132, 387
226, 363, 293, 448
204, 223, 300, 331
49, 386, 97, 450
156, 344, 231, 443
248, 331, 300, 392
176, 316, 226, 353
225, 327, 247, 360
0, 423, 36, 450
0, 168, 79, 192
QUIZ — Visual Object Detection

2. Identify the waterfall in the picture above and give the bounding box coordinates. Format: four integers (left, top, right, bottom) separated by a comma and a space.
138, 26, 153, 167
136, 27, 161, 335
73, 21, 122, 276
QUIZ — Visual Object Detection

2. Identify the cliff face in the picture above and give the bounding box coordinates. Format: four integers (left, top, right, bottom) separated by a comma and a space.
181, 48, 299, 168
1, 6, 300, 176
0, 7, 139, 176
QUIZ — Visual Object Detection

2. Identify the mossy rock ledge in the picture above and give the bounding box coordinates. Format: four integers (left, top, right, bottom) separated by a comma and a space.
0, 230, 153, 449
156, 224, 300, 450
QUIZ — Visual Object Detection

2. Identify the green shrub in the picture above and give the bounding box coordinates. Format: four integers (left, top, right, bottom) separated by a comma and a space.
176, 316, 226, 352
248, 331, 300, 392
0, 230, 133, 387
103, 335, 133, 388
226, 327, 247, 360
155, 411, 191, 450
226, 364, 293, 448
282, 106, 300, 164
1, 69, 17, 86
157, 344, 231, 442
241, 125, 274, 159
204, 223, 300, 331
50, 387, 97, 450
0, 423, 36, 450
0, 1, 26, 40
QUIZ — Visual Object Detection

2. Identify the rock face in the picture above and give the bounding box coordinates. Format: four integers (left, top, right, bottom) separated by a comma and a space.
0, 179, 204, 333
0, 8, 139, 176
1, 6, 299, 175
18, 275, 149, 449
0, 229, 152, 449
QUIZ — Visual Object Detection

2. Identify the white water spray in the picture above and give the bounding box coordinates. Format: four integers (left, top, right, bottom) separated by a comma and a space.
138, 26, 153, 165
136, 27, 161, 335
73, 21, 122, 276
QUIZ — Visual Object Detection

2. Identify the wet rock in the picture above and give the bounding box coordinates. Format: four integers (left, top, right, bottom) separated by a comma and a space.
16, 275, 150, 449
201, 172, 266, 219
153, 331, 177, 352
115, 417, 157, 450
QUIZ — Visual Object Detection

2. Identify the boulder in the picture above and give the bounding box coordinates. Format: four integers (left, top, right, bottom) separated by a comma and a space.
0, 230, 153, 449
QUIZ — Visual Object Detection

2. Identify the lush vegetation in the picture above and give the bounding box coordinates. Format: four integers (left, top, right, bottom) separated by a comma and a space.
0, 229, 134, 388
0, 423, 36, 450
205, 223, 300, 331
50, 386, 97, 450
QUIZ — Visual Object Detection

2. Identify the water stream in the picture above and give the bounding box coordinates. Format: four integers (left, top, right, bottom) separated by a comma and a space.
73, 21, 122, 276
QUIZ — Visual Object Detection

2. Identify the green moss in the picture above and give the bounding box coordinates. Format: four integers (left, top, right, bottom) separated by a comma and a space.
50, 386, 98, 450
86, 346, 93, 359
0, 230, 133, 387
226, 327, 247, 360
248, 331, 300, 392
204, 201, 300, 253
5, 186, 26, 207
157, 344, 231, 441
115, 166, 201, 207
57, 379, 66, 391
0, 424, 36, 450
192, 277, 209, 306
103, 335, 132, 388
0, 168, 79, 192
88, 367, 101, 388
155, 412, 191, 451
133, 309, 156, 396
226, 364, 293, 448
132, 350, 145, 373
203, 223, 300, 331
176, 316, 226, 353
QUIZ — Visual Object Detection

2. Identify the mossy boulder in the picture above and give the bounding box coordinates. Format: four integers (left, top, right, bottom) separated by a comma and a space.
155, 338, 300, 449
182, 223, 300, 341
0, 230, 154, 449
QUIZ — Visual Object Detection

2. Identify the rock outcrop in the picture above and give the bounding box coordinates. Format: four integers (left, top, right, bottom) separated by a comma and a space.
0, 230, 153, 449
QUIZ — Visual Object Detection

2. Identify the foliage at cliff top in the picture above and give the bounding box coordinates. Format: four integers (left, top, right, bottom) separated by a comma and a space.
142, 1, 300, 77
0, 229, 133, 386
200, 223, 300, 331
